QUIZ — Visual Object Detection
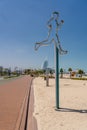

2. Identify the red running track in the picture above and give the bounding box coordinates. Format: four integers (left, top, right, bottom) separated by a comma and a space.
0, 75, 37, 130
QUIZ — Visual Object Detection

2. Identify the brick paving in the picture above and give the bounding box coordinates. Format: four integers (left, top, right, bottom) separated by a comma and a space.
0, 75, 32, 130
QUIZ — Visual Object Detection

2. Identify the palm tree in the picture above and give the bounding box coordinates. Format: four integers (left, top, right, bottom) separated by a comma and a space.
78, 69, 84, 77
60, 68, 63, 78
68, 68, 72, 78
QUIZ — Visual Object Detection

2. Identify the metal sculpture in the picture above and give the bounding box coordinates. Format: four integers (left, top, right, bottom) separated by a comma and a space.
35, 11, 67, 54
35, 11, 67, 109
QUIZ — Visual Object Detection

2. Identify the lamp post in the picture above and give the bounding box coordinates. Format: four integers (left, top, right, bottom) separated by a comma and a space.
35, 11, 67, 109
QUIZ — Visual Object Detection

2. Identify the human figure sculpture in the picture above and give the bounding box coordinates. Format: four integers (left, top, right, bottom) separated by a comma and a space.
35, 11, 67, 54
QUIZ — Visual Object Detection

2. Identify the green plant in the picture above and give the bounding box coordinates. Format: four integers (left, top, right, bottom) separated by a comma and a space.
60, 68, 63, 78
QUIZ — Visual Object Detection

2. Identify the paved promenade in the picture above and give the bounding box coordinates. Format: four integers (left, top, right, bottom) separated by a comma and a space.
0, 75, 34, 130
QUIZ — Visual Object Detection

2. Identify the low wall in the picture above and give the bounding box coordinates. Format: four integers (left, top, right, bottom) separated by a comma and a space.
27, 84, 38, 130
14, 77, 38, 130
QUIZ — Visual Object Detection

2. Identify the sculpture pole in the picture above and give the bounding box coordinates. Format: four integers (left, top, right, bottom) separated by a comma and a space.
35, 11, 67, 109
55, 45, 59, 108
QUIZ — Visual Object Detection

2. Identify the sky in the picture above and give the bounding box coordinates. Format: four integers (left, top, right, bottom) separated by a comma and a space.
0, 0, 87, 71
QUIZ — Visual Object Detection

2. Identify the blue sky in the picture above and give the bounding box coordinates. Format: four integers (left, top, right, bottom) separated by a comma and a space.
0, 0, 87, 71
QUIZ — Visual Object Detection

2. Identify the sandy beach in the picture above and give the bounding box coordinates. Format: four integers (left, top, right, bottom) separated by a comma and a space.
33, 77, 87, 130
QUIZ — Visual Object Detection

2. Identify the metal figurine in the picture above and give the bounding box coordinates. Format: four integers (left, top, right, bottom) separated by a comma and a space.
35, 11, 67, 109
35, 11, 67, 54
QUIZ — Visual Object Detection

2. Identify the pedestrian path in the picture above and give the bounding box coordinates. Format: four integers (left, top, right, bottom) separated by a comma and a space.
0, 75, 32, 130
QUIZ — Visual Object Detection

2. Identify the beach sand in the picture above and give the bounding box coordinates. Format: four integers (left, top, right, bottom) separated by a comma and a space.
33, 77, 87, 130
